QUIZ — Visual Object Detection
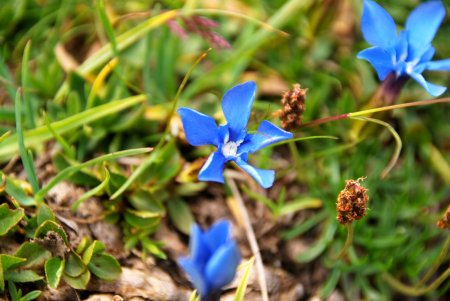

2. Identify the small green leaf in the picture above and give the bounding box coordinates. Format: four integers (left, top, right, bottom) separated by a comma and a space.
0, 203, 24, 236
21, 290, 42, 301
7, 281, 19, 301
63, 269, 90, 290
76, 237, 91, 254
14, 242, 51, 268
167, 198, 194, 235
0, 255, 26, 291
37, 203, 56, 225
2, 174, 35, 206
124, 209, 161, 229
82, 240, 105, 265
277, 197, 322, 216
233, 258, 254, 301
64, 252, 85, 278
129, 189, 165, 213
88, 254, 121, 281
5, 270, 43, 283
1, 255, 26, 271
34, 220, 69, 245
45, 257, 65, 289
141, 237, 166, 259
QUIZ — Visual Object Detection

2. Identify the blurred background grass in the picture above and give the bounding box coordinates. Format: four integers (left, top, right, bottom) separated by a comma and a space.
0, 0, 449, 300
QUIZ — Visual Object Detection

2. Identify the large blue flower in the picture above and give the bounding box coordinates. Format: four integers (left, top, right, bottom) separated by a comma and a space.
358, 0, 450, 96
178, 81, 293, 189
178, 220, 241, 299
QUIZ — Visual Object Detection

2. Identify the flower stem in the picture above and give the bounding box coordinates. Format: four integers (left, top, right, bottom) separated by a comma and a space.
382, 264, 450, 296
301, 113, 349, 128
333, 223, 353, 260
416, 235, 450, 287
226, 176, 269, 301
300, 97, 450, 129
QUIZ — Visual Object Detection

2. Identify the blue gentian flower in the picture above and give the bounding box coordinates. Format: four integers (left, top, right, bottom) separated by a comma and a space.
178, 220, 241, 299
358, 0, 450, 96
178, 81, 293, 189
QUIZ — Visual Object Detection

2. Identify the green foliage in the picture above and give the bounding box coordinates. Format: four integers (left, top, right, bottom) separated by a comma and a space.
45, 257, 64, 289
233, 258, 254, 301
0, 204, 24, 236
167, 198, 194, 235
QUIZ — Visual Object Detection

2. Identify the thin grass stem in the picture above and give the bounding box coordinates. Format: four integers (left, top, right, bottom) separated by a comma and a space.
226, 176, 269, 301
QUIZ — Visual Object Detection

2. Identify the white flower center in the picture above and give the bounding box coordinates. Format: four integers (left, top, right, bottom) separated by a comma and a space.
405, 62, 415, 74
222, 141, 239, 157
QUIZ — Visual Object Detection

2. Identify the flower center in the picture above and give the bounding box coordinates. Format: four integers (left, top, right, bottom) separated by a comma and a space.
222, 141, 239, 158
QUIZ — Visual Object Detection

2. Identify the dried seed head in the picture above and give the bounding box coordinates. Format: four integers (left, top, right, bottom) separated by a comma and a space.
278, 83, 307, 131
437, 205, 450, 230
336, 178, 369, 224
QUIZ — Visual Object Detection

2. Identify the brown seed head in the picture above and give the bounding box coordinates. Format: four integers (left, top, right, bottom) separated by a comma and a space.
437, 205, 450, 230
278, 83, 307, 131
336, 178, 369, 224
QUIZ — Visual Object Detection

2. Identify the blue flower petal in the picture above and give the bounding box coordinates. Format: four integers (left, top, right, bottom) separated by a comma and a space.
238, 120, 293, 154
205, 241, 241, 293
357, 47, 395, 80
409, 72, 447, 96
178, 108, 220, 147
178, 257, 209, 297
419, 46, 436, 64
189, 224, 210, 266
235, 158, 275, 189
395, 30, 408, 62
199, 151, 227, 183
361, 0, 398, 48
406, 1, 445, 50
221, 81, 256, 140
204, 220, 232, 253
422, 59, 450, 71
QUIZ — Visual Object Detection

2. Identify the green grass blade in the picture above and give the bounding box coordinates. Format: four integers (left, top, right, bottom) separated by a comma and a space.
0, 131, 11, 145
267, 135, 339, 148
21, 40, 36, 128
97, 0, 119, 59
43, 112, 75, 159
54, 10, 177, 102
0, 94, 146, 162
351, 117, 402, 179
35, 148, 152, 203
183, 0, 315, 98
0, 52, 17, 100
233, 257, 255, 301
71, 166, 110, 211
14, 89, 39, 194
110, 50, 209, 200
188, 291, 200, 301
277, 197, 323, 216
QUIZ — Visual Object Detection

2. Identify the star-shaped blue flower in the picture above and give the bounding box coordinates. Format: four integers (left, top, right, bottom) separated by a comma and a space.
358, 0, 450, 96
178, 220, 241, 299
178, 81, 293, 189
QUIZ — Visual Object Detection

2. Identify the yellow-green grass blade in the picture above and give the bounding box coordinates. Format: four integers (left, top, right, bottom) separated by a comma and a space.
0, 94, 146, 162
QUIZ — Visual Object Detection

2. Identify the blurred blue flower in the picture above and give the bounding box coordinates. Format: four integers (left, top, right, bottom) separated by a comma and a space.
358, 0, 450, 96
178, 220, 241, 299
178, 81, 293, 189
